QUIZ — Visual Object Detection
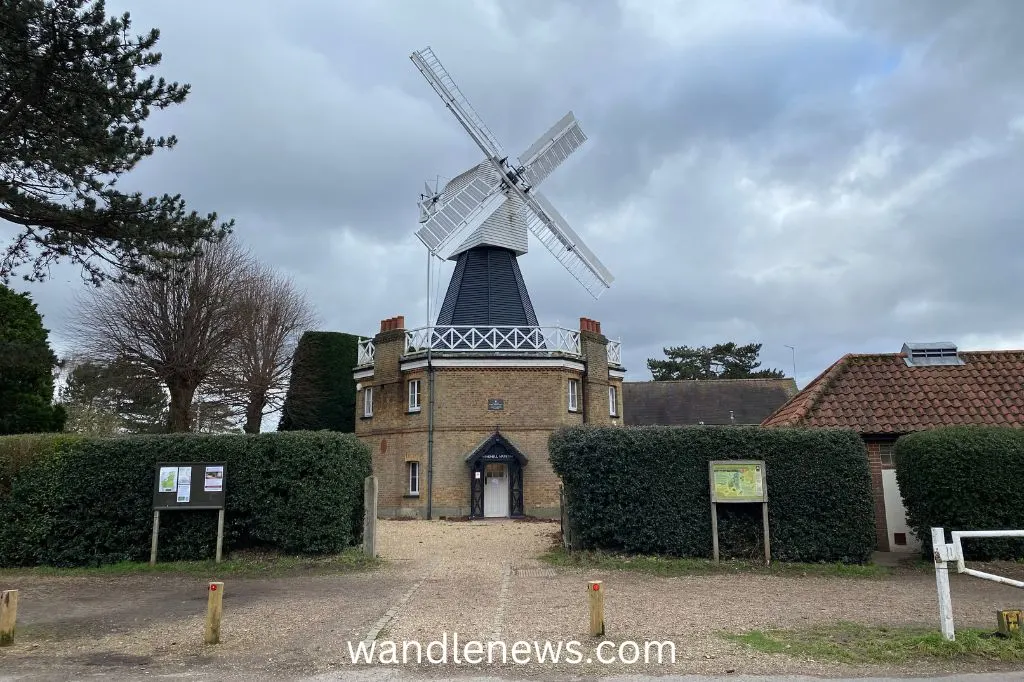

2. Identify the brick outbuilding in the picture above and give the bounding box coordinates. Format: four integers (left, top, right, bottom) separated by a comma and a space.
761, 342, 1024, 552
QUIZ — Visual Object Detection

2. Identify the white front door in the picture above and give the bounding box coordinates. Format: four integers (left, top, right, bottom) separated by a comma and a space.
483, 463, 509, 518
882, 469, 921, 552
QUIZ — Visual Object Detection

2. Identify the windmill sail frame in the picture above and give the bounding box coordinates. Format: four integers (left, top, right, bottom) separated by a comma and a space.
410, 46, 613, 299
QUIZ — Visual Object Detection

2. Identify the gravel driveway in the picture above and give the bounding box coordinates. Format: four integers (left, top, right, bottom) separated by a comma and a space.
1, 519, 1022, 680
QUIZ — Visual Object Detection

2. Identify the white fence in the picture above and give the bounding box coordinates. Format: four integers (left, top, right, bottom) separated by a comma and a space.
931, 526, 1024, 641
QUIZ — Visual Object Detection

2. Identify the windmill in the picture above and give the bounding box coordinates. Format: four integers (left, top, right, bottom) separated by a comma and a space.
410, 47, 613, 329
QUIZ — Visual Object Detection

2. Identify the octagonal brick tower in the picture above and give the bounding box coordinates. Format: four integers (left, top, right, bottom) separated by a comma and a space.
352, 315, 625, 519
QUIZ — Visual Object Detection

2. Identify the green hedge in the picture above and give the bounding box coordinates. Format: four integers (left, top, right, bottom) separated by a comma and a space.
278, 331, 359, 432
0, 431, 372, 567
895, 427, 1024, 560
550, 425, 876, 563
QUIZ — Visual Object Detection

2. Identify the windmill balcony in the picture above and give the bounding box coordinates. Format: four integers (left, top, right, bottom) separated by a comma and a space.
355, 325, 623, 367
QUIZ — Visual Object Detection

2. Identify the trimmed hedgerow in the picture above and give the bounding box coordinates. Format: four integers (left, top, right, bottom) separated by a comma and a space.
896, 426, 1024, 560
550, 425, 875, 563
0, 431, 371, 567
278, 331, 359, 432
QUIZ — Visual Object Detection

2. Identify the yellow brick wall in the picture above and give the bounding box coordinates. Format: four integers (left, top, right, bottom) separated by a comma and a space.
355, 322, 625, 518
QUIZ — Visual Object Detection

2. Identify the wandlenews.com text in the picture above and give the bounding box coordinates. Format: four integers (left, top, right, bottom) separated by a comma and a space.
348, 633, 678, 665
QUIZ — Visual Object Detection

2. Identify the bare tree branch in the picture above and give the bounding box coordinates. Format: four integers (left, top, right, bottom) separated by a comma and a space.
204, 262, 317, 433
70, 235, 250, 431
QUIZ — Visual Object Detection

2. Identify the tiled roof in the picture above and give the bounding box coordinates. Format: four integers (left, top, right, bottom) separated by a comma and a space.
761, 351, 1024, 433
624, 378, 799, 426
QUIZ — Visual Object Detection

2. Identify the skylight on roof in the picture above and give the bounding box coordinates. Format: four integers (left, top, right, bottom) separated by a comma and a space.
901, 342, 964, 367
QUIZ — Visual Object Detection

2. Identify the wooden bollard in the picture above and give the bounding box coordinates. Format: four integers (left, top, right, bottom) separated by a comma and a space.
588, 580, 604, 637
0, 590, 17, 646
997, 609, 1022, 637
205, 582, 224, 644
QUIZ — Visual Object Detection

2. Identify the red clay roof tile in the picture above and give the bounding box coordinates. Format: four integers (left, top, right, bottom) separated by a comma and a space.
761, 350, 1024, 433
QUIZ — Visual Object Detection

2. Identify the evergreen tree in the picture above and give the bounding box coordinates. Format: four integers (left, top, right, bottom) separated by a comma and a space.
60, 357, 168, 434
647, 342, 786, 381
1, 0, 232, 284
278, 332, 358, 432
0, 284, 65, 433
190, 393, 242, 433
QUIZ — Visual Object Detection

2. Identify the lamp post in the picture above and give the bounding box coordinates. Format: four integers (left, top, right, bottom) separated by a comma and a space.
784, 345, 796, 385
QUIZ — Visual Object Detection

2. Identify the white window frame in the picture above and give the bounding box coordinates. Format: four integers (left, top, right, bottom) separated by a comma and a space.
878, 442, 895, 468
363, 387, 373, 417
408, 461, 420, 496
408, 379, 421, 412
568, 378, 579, 412
609, 385, 618, 417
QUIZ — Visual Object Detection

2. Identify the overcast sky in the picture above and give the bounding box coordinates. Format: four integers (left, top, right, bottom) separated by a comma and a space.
6, 0, 1024, 388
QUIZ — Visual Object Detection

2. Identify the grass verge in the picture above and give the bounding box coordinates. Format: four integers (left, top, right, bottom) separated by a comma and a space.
0, 548, 381, 579
723, 622, 1024, 663
542, 546, 891, 578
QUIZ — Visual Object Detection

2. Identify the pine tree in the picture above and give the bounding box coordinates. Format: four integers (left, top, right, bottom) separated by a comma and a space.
1, 0, 232, 284
647, 342, 786, 381
60, 358, 168, 434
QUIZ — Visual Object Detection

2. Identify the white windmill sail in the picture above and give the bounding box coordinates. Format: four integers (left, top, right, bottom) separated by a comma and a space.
518, 112, 588, 189
410, 47, 505, 160
410, 46, 614, 299
520, 190, 614, 298
415, 163, 506, 256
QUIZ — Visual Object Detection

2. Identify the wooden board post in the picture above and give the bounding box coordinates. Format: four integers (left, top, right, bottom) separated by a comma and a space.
149, 510, 160, 566
710, 502, 720, 563
0, 589, 17, 646
363, 475, 378, 557
215, 508, 225, 564
588, 580, 604, 637
205, 582, 224, 645
762, 502, 772, 565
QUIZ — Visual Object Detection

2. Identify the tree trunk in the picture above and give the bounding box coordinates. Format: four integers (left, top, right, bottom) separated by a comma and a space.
243, 394, 265, 434
166, 381, 196, 433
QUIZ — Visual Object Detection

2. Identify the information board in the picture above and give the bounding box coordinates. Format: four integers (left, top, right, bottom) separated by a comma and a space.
153, 462, 226, 511
708, 459, 770, 564
709, 460, 766, 503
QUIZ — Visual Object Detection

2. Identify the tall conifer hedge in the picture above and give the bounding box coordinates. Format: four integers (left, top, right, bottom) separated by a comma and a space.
278, 332, 358, 432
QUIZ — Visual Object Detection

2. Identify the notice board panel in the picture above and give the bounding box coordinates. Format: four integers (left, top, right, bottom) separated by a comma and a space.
153, 462, 226, 510
709, 460, 766, 503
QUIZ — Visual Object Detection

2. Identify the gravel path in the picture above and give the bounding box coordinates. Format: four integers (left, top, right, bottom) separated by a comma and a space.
1, 519, 1022, 680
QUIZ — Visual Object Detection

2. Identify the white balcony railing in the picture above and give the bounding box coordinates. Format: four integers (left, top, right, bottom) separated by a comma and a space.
405, 325, 582, 355
607, 339, 622, 366
357, 337, 375, 366
356, 326, 624, 366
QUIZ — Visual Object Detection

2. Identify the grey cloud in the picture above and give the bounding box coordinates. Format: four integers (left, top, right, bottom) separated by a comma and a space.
7, 0, 1024, 394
